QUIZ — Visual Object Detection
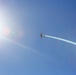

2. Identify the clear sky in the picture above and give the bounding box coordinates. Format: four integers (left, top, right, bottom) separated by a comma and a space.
0, 0, 76, 75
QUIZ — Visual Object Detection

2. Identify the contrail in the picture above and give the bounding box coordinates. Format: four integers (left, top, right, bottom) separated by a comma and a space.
45, 35, 76, 46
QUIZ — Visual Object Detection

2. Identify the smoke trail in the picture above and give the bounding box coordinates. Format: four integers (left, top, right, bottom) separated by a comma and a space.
45, 35, 76, 46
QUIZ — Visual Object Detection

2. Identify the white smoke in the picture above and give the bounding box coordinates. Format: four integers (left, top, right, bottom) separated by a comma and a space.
45, 35, 76, 46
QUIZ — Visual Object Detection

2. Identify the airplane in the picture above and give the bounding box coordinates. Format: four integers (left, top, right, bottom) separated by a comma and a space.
40, 33, 44, 38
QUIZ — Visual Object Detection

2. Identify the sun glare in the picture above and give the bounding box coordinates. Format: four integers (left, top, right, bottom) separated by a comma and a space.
0, 6, 12, 37
0, 4, 24, 42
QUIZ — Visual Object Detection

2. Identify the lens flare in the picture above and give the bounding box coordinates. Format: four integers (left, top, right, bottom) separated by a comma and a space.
2, 26, 11, 36
18, 30, 24, 37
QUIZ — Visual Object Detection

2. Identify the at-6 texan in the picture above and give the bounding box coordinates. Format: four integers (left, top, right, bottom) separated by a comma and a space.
40, 33, 45, 38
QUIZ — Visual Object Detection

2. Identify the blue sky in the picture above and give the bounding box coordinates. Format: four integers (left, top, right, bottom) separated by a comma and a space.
0, 0, 76, 75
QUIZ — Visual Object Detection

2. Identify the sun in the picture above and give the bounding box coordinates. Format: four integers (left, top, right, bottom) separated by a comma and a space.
0, 6, 11, 37
0, 4, 24, 40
